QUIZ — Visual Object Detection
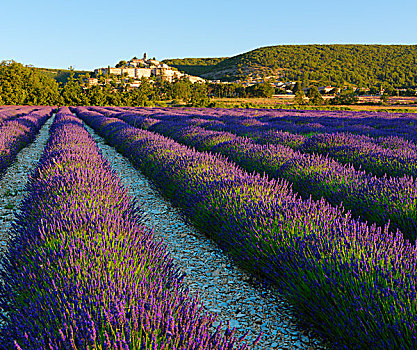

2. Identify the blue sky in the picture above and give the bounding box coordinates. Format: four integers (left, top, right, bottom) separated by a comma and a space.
1, 0, 416, 71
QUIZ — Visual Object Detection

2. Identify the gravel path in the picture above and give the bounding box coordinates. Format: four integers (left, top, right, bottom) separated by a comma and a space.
84, 122, 328, 350
0, 115, 55, 256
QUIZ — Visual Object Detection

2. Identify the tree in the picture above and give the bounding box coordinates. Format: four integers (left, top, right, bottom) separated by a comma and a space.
383, 84, 396, 96
404, 88, 416, 96
115, 60, 127, 68
155, 79, 172, 100
0, 60, 62, 105
292, 81, 303, 94
129, 78, 155, 106
246, 82, 274, 98
293, 90, 307, 105
172, 77, 192, 101
380, 93, 389, 104
330, 90, 358, 105
105, 85, 122, 106
61, 69, 87, 105
307, 85, 324, 105
188, 82, 209, 107
87, 85, 107, 106
369, 86, 380, 95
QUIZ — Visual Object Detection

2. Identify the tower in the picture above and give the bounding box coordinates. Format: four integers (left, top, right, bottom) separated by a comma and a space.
143, 52, 147, 61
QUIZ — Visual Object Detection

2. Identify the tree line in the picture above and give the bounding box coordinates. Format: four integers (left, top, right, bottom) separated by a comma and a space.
0, 61, 278, 107
0, 61, 211, 106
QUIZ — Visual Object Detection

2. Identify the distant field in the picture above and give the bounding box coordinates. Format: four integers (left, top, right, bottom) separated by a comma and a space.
212, 96, 294, 107
210, 96, 417, 112
347, 104, 417, 112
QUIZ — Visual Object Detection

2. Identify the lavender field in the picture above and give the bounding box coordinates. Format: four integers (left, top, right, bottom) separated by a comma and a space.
0, 105, 416, 349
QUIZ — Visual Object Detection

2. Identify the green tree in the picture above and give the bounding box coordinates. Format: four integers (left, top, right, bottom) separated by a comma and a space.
115, 60, 127, 68
188, 82, 209, 107
404, 88, 416, 96
103, 84, 122, 106
383, 84, 396, 96
307, 85, 324, 105
380, 93, 389, 104
293, 90, 307, 105
129, 78, 155, 106
330, 90, 358, 105
62, 69, 87, 105
0, 60, 62, 105
369, 86, 380, 95
172, 77, 192, 101
87, 85, 107, 106
246, 82, 274, 98
155, 79, 172, 100
292, 81, 303, 94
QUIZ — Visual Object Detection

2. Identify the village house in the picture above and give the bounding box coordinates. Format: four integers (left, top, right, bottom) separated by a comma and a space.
94, 52, 205, 84
318, 86, 337, 94
85, 77, 99, 86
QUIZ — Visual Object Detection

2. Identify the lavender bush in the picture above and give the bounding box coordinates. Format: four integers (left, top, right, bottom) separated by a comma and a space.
0, 107, 53, 177
107, 113, 417, 242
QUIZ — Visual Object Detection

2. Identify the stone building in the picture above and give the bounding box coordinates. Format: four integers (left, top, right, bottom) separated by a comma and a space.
94, 53, 205, 83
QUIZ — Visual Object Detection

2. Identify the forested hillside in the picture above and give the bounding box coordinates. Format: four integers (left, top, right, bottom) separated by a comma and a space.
163, 45, 417, 88
35, 67, 90, 84
162, 57, 227, 77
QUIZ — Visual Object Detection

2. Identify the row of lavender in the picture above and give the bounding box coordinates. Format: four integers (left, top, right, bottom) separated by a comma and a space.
88, 106, 417, 191
100, 106, 417, 140
94, 108, 417, 242
0, 107, 54, 176
199, 114, 417, 179
0, 106, 44, 126
263, 132, 417, 179
0, 107, 242, 349
75, 106, 417, 349
257, 109, 417, 142
103, 106, 417, 180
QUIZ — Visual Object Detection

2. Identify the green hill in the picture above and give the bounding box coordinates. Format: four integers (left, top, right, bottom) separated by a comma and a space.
162, 57, 227, 77
163, 44, 417, 88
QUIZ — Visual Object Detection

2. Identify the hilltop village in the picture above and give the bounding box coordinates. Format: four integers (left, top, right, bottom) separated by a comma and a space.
91, 53, 342, 97
93, 53, 205, 86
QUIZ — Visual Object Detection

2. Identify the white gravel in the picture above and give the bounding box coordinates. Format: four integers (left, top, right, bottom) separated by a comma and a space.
84, 121, 328, 350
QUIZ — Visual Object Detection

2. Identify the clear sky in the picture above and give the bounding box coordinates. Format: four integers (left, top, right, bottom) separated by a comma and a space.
1, 0, 416, 71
